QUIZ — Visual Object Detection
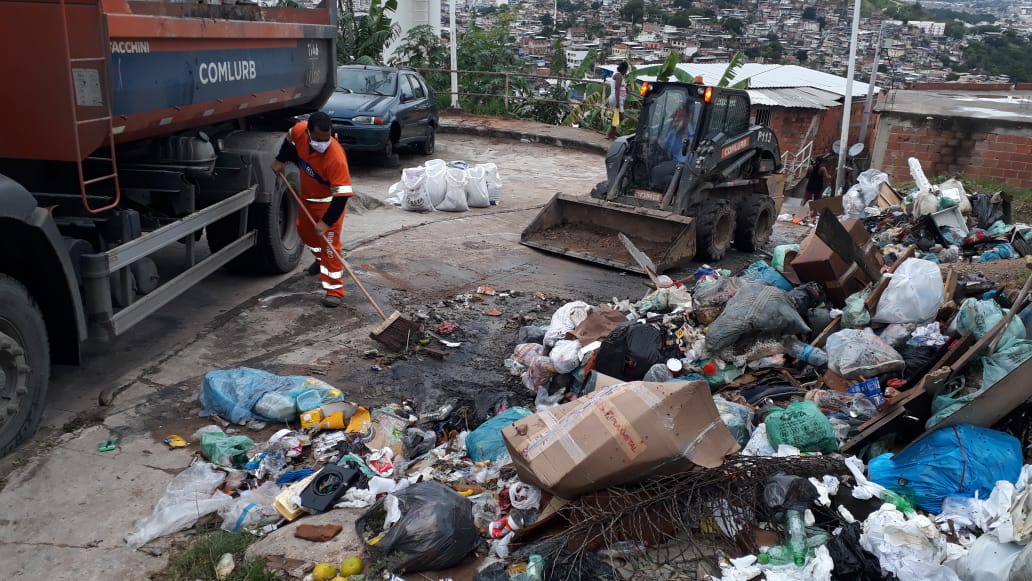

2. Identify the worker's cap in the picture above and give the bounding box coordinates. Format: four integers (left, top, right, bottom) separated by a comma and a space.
673, 109, 688, 120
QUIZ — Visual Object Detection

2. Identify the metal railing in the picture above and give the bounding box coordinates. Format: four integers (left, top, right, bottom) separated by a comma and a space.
782, 140, 814, 187
412, 67, 610, 116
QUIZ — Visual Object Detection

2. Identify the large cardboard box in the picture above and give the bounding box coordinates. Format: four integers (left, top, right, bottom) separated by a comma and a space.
501, 375, 741, 499
791, 218, 882, 283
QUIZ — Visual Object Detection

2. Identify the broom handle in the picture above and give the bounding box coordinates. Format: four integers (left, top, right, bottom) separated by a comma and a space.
277, 172, 389, 321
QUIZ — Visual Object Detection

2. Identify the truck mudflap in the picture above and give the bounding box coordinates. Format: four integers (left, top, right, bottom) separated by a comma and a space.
520, 193, 696, 273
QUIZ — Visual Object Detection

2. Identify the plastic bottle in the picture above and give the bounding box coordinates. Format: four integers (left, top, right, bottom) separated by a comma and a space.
786, 509, 807, 565
757, 528, 831, 565
783, 338, 828, 367
879, 489, 916, 515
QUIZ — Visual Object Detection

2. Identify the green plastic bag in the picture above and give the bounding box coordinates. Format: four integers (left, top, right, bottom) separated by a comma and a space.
842, 288, 873, 328
772, 244, 800, 274
200, 431, 255, 467
983, 339, 1032, 388
764, 401, 838, 453
926, 380, 980, 429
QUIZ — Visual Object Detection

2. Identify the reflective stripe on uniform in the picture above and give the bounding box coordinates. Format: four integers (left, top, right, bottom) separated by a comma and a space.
322, 282, 344, 290
305, 196, 333, 203
306, 245, 321, 253
320, 266, 344, 279
331, 185, 353, 194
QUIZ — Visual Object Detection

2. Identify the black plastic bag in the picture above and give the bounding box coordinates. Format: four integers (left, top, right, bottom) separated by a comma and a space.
515, 325, 547, 345
972, 193, 1005, 230
355, 481, 479, 573
829, 521, 884, 580
898, 343, 945, 384
593, 322, 662, 381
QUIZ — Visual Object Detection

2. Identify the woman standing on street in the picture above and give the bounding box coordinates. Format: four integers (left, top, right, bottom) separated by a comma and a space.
607, 61, 629, 140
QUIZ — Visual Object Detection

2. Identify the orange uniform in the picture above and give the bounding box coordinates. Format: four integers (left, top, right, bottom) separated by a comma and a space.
282, 121, 353, 298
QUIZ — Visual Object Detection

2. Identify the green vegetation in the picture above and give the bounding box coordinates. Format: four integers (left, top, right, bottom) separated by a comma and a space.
160, 532, 276, 581
456, 12, 531, 116
960, 32, 1032, 82
337, 0, 400, 65
389, 25, 449, 108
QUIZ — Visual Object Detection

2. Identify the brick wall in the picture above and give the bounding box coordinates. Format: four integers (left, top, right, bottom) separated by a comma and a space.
765, 100, 870, 159
871, 115, 1032, 188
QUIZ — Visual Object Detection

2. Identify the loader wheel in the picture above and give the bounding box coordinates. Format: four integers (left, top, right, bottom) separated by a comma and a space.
0, 274, 49, 456
589, 181, 608, 200
696, 199, 736, 262
734, 195, 776, 252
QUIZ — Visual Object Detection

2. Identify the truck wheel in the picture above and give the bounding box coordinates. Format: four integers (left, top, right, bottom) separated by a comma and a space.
0, 274, 49, 456
696, 199, 736, 261
589, 181, 608, 199
252, 170, 303, 274
734, 195, 776, 251
207, 170, 303, 274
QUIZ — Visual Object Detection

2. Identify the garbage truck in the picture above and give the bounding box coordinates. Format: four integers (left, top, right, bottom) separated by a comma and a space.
0, 0, 338, 454
521, 81, 786, 271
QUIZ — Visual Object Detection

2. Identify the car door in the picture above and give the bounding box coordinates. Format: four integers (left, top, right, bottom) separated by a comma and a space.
398, 74, 431, 143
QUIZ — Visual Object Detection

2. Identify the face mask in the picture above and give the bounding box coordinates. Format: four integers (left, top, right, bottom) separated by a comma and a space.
310, 138, 331, 153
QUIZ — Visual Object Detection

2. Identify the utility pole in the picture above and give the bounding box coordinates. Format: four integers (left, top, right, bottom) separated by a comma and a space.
858, 21, 887, 144
449, 0, 459, 109
835, 0, 862, 196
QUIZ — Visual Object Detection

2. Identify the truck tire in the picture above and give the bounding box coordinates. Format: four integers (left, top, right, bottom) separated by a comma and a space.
734, 195, 776, 252
0, 274, 49, 456
207, 169, 303, 274
696, 199, 736, 262
252, 171, 303, 274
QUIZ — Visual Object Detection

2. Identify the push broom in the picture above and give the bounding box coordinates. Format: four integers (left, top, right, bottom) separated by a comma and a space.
278, 173, 421, 351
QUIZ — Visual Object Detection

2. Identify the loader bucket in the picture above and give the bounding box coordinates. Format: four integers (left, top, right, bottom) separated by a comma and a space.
520, 193, 696, 273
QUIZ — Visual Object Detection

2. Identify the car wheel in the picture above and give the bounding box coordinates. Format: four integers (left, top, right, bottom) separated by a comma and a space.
420, 127, 436, 156
381, 134, 400, 166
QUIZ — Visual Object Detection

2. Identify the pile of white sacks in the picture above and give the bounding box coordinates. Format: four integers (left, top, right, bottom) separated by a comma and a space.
385, 159, 503, 213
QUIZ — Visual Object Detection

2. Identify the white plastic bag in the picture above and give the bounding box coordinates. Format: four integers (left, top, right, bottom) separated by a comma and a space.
857, 169, 889, 205
826, 328, 905, 379
543, 301, 591, 347
549, 339, 582, 374
385, 181, 404, 206
482, 162, 503, 205
938, 178, 972, 215
400, 166, 433, 213
126, 460, 232, 549
872, 259, 944, 324
424, 159, 448, 207
464, 165, 491, 208
435, 167, 469, 212
509, 481, 542, 511
909, 157, 933, 192
861, 505, 961, 581
219, 482, 281, 532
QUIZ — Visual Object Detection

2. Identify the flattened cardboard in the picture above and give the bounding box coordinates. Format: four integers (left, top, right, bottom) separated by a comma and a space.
502, 375, 740, 499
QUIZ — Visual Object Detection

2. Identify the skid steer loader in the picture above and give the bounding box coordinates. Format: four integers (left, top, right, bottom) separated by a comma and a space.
521, 81, 786, 271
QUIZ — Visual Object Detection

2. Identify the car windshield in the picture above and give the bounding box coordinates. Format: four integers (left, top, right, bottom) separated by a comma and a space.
336, 69, 397, 96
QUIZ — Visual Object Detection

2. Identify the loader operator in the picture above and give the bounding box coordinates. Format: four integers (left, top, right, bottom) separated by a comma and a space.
651, 107, 696, 188
271, 112, 353, 308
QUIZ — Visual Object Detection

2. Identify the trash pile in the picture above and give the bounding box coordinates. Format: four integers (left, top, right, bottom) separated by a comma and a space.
385, 159, 503, 213
827, 157, 1029, 266
125, 220, 1032, 579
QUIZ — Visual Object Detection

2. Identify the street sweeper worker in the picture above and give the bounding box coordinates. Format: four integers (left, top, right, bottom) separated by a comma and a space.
271, 111, 353, 308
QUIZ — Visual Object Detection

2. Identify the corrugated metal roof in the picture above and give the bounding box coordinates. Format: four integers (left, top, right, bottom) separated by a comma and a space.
748, 86, 843, 109
673, 63, 876, 97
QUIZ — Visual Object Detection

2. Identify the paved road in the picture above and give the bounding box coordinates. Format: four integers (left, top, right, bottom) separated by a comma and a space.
0, 126, 809, 580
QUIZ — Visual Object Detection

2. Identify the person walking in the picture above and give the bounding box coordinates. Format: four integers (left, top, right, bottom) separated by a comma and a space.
607, 61, 629, 140
804, 155, 832, 204
271, 112, 353, 308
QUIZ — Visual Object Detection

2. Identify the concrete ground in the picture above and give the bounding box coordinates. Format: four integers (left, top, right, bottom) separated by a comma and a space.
0, 115, 809, 580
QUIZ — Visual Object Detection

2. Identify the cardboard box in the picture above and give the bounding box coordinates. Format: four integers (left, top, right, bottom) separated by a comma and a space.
791, 219, 881, 284
502, 375, 740, 499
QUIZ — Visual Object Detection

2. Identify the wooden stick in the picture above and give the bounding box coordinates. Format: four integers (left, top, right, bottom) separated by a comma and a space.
279, 173, 388, 321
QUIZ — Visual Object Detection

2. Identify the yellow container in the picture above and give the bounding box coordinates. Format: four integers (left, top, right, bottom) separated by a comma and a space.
300, 408, 324, 429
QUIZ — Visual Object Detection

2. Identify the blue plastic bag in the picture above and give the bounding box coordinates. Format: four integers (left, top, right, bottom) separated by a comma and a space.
466, 406, 532, 462
740, 260, 794, 291
868, 424, 1022, 514
200, 367, 344, 423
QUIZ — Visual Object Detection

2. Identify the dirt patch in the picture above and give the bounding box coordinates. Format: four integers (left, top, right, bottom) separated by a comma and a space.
945, 257, 1030, 290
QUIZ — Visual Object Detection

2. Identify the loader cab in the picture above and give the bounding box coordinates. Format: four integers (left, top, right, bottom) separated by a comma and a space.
631, 84, 704, 191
